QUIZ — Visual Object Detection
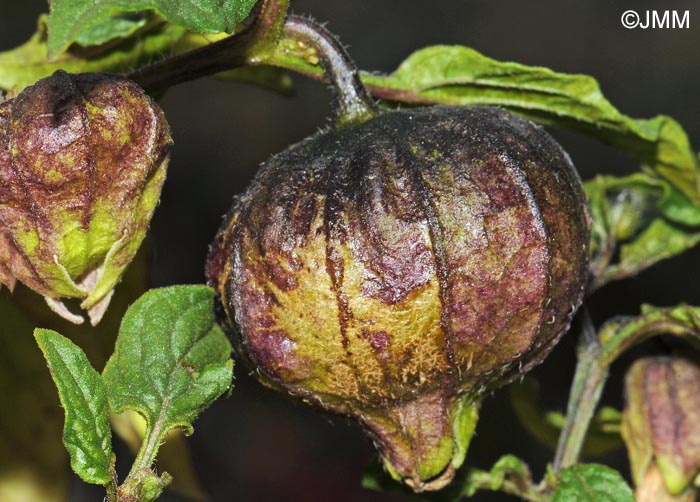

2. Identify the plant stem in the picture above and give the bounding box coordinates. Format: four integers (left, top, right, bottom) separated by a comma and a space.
552, 307, 609, 472
128, 0, 289, 92
282, 15, 378, 126
130, 4, 378, 127
117, 397, 173, 498
105, 461, 119, 502
130, 425, 158, 475
552, 304, 700, 474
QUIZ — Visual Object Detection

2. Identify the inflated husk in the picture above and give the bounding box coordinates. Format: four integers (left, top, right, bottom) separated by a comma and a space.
207, 106, 590, 490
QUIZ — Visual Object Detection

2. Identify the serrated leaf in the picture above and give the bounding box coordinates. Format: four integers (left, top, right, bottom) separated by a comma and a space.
34, 329, 112, 485
553, 464, 634, 502
0, 249, 203, 500
362, 46, 700, 204
74, 14, 148, 47
102, 285, 233, 466
0, 16, 186, 93
47, 0, 257, 57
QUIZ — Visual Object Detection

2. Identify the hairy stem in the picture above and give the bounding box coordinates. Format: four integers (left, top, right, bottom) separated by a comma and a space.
130, 7, 378, 127
128, 0, 289, 92
102, 454, 119, 501
282, 15, 378, 126
552, 307, 609, 472
129, 423, 160, 475
108, 407, 167, 500
127, 1, 378, 127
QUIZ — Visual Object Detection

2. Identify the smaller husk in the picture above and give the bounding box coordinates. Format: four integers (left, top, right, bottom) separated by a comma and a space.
0, 70, 170, 324
622, 355, 700, 497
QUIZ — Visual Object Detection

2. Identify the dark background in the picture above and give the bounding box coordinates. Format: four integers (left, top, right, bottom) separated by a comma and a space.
2, 0, 700, 500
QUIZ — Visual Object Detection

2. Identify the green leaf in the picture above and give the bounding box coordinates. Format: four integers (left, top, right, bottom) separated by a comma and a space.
0, 250, 152, 500
47, 0, 258, 57
595, 217, 700, 289
598, 304, 700, 367
585, 173, 700, 290
361, 46, 700, 204
74, 14, 148, 48
657, 184, 700, 226
0, 16, 187, 93
33, 329, 113, 485
102, 285, 233, 469
0, 17, 292, 97
585, 173, 661, 251
616, 219, 700, 275
553, 464, 633, 502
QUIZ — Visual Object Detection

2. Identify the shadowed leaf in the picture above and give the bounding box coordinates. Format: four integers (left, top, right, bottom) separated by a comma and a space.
0, 16, 187, 93
34, 329, 112, 485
